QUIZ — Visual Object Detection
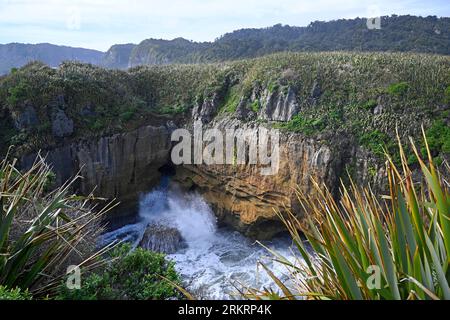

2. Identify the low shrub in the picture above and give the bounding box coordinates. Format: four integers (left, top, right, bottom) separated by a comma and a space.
280, 114, 326, 135
7, 80, 30, 107
387, 81, 409, 96
426, 119, 450, 155
0, 286, 32, 300
58, 244, 181, 300
363, 99, 378, 110
251, 101, 259, 113
358, 130, 391, 157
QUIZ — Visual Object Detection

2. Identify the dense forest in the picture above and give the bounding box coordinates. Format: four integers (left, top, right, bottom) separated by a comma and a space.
107, 15, 450, 67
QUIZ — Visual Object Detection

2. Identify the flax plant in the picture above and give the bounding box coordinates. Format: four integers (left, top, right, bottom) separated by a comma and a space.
245, 130, 450, 300
0, 151, 115, 296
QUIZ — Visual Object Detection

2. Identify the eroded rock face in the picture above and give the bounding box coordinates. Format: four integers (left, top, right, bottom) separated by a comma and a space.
310, 80, 322, 100
192, 93, 221, 123
51, 108, 74, 138
139, 224, 185, 254
12, 104, 39, 130
17, 87, 386, 240
174, 117, 340, 239
20, 124, 173, 207
173, 114, 389, 239
261, 87, 300, 122
235, 97, 256, 121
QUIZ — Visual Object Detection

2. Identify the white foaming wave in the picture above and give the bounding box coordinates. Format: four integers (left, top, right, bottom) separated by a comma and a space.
166, 192, 217, 246
101, 183, 299, 299
168, 228, 297, 300
139, 187, 218, 246
138, 189, 169, 222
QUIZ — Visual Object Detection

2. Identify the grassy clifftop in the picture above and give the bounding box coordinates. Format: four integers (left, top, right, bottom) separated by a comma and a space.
0, 52, 449, 162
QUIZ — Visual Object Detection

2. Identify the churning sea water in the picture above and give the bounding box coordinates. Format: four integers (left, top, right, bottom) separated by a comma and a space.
100, 178, 298, 300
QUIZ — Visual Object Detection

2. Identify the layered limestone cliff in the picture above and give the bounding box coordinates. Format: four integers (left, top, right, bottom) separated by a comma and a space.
21, 125, 173, 214
175, 113, 386, 239
16, 81, 388, 239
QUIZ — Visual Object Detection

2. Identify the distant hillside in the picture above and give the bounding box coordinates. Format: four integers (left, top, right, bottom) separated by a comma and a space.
104, 15, 450, 68
101, 44, 136, 69
1, 15, 449, 73
0, 43, 104, 75
126, 38, 210, 67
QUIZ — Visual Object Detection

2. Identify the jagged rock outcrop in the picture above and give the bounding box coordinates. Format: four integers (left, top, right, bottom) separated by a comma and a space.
192, 93, 221, 123
261, 87, 300, 122
235, 97, 256, 121
139, 224, 186, 254
12, 104, 39, 130
51, 108, 74, 138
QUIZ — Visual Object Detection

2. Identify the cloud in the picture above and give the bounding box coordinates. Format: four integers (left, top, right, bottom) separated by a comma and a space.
0, 0, 448, 51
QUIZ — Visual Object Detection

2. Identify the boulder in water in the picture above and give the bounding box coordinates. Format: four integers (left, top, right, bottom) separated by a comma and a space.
139, 224, 185, 254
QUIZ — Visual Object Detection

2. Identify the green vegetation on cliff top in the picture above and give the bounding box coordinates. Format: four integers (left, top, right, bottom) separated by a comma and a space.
0, 51, 449, 161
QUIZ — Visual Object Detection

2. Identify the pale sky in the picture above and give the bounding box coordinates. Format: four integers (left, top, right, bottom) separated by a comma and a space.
0, 0, 449, 51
